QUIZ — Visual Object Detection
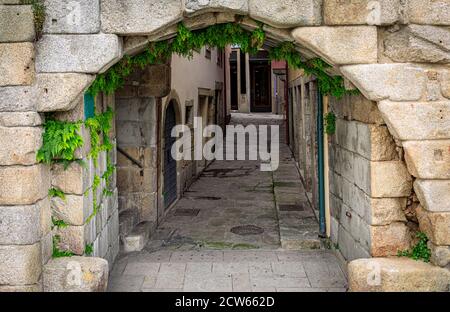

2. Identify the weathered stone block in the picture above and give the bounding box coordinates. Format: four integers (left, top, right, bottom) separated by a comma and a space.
338, 224, 371, 261
0, 165, 49, 205
356, 123, 397, 161
370, 222, 411, 256
351, 95, 384, 125
43, 256, 108, 292
407, 0, 450, 25
369, 161, 412, 198
414, 180, 450, 213
137, 64, 171, 98
0, 112, 42, 127
52, 162, 90, 195
185, 0, 248, 15
0, 200, 41, 245
324, 0, 399, 25
379, 101, 450, 141
51, 194, 91, 226
249, 0, 321, 28
429, 242, 450, 268
0, 126, 42, 165
36, 73, 94, 112
36, 34, 122, 73
416, 205, 450, 246
340, 204, 371, 251
342, 177, 407, 225
440, 70, 450, 99
0, 243, 41, 285
383, 25, 450, 63
0, 42, 35, 86
56, 225, 85, 255
101, 0, 183, 35
335, 119, 358, 153
40, 197, 52, 236
0, 85, 36, 112
41, 231, 53, 266
292, 26, 378, 65
0, 5, 35, 42
348, 257, 450, 292
404, 140, 450, 179
340, 64, 427, 102
43, 0, 100, 34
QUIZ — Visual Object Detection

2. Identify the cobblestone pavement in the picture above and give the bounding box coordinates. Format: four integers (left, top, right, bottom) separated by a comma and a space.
108, 114, 347, 292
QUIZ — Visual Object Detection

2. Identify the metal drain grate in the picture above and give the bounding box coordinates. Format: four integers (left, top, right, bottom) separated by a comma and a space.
174, 209, 200, 216
230, 225, 264, 236
279, 204, 306, 212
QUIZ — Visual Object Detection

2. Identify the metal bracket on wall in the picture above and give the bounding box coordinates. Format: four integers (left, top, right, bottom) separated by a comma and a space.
117, 146, 144, 169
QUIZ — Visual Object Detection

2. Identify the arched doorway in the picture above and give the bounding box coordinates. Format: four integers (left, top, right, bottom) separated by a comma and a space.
163, 100, 178, 209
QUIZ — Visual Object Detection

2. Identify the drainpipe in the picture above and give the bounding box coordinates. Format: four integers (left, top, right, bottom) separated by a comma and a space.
317, 88, 326, 238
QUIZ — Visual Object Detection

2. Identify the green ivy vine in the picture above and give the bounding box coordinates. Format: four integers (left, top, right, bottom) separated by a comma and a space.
324, 112, 337, 135
398, 232, 432, 263
88, 22, 356, 99
38, 107, 116, 258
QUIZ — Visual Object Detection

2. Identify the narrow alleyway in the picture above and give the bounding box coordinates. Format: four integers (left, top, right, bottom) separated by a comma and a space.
108, 114, 347, 292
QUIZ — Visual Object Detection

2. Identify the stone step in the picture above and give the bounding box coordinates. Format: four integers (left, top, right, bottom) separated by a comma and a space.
122, 221, 155, 253
348, 257, 450, 292
118, 209, 139, 238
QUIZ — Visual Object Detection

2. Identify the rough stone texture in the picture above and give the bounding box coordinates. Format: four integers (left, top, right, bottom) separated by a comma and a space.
51, 194, 91, 226
323, 0, 399, 25
43, 256, 109, 292
0, 201, 41, 245
353, 158, 412, 198
0, 243, 41, 285
0, 165, 49, 205
0, 85, 37, 112
52, 162, 90, 195
0, 5, 35, 42
378, 101, 450, 140
407, 0, 450, 25
340, 64, 427, 102
0, 112, 42, 127
292, 26, 378, 65
185, 0, 248, 15
101, 0, 183, 35
414, 180, 450, 213
383, 25, 450, 63
56, 225, 85, 255
249, 0, 322, 28
429, 243, 450, 267
36, 73, 94, 112
348, 258, 450, 292
403, 140, 450, 179
0, 42, 35, 86
0, 284, 42, 292
0, 126, 42, 165
441, 70, 450, 99
370, 223, 411, 257
416, 205, 450, 246
36, 34, 122, 73
43, 0, 100, 34
355, 123, 397, 161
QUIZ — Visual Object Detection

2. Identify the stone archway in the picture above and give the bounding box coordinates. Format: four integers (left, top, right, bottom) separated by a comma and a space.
0, 0, 449, 291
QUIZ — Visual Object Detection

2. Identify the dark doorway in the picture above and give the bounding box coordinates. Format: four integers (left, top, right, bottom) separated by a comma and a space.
164, 101, 177, 209
250, 61, 271, 112
230, 52, 238, 111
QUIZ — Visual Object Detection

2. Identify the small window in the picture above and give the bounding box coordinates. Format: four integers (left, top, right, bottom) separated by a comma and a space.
205, 46, 211, 60
84, 93, 95, 120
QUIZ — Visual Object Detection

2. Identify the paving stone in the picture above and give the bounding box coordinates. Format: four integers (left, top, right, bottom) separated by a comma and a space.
123, 262, 160, 276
